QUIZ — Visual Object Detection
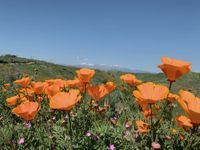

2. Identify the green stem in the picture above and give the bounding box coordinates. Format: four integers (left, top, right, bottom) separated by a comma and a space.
84, 83, 87, 96
168, 81, 173, 127
67, 111, 73, 140
168, 81, 173, 91
82, 83, 88, 111
150, 104, 154, 142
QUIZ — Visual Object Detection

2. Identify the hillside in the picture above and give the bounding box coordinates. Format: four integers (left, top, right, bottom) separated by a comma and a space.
0, 54, 200, 96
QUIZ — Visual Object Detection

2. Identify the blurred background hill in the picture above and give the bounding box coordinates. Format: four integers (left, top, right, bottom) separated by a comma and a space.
0, 54, 200, 96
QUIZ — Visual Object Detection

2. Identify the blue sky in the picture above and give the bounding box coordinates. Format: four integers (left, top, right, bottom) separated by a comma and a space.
0, 0, 200, 72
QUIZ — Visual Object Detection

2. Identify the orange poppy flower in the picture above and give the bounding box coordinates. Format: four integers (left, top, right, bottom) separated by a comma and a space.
14, 77, 32, 88
168, 93, 179, 102
20, 96, 29, 103
65, 79, 80, 88
20, 88, 34, 97
176, 115, 193, 129
158, 57, 191, 82
133, 82, 169, 104
12, 101, 39, 121
6, 95, 19, 106
45, 84, 61, 97
136, 120, 149, 134
45, 79, 66, 89
31, 81, 48, 95
105, 82, 116, 93
87, 85, 108, 101
14, 93, 29, 103
76, 80, 91, 93
120, 74, 142, 86
133, 94, 149, 110
143, 109, 154, 119
49, 89, 81, 111
45, 79, 55, 85
4, 83, 11, 88
76, 68, 95, 83
54, 79, 67, 88
178, 90, 200, 124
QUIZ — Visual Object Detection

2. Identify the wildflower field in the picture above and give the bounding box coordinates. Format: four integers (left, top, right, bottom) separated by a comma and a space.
1, 55, 200, 149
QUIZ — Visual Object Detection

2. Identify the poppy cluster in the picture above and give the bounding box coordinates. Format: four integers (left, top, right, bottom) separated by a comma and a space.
129, 57, 196, 136
6, 68, 117, 121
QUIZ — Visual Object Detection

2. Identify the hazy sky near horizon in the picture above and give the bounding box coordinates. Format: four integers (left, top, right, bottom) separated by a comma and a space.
0, 0, 200, 72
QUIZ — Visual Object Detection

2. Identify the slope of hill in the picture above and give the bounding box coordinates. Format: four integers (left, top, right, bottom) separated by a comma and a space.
0, 54, 200, 96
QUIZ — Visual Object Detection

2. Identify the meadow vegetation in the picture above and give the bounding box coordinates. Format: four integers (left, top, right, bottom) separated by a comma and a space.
0, 55, 200, 149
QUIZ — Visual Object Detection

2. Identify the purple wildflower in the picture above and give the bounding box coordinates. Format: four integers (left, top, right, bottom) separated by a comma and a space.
64, 115, 68, 120
109, 144, 116, 150
125, 120, 132, 129
85, 131, 92, 137
52, 116, 56, 121
95, 134, 101, 140
18, 138, 25, 145
111, 116, 118, 125
123, 130, 129, 138
152, 142, 161, 149
25, 122, 32, 129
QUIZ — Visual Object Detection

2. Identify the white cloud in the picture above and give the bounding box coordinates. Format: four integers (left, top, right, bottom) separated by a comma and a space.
80, 62, 87, 65
113, 64, 121, 67
83, 58, 89, 61
80, 62, 94, 66
87, 63, 94, 66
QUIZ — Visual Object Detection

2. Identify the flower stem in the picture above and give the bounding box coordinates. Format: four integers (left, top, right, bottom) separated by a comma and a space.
67, 111, 73, 140
150, 104, 154, 141
168, 81, 173, 91
168, 81, 174, 127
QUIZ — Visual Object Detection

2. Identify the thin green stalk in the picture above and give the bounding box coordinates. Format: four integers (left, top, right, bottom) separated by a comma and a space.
168, 81, 173, 91
150, 104, 154, 142
67, 111, 73, 140
82, 83, 88, 131
155, 81, 174, 128
82, 82, 88, 109
168, 81, 174, 127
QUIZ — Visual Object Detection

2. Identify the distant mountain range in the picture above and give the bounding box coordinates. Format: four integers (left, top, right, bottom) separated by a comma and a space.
0, 54, 150, 73
75, 63, 150, 73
